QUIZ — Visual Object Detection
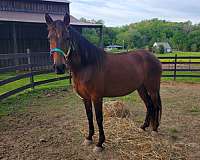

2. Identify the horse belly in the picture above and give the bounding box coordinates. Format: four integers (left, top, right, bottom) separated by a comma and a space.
103, 69, 143, 97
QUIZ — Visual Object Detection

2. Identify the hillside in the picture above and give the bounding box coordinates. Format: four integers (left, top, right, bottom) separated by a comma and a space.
81, 18, 200, 52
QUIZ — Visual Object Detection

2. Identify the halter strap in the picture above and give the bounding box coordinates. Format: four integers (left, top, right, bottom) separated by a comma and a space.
50, 48, 65, 57
50, 46, 71, 58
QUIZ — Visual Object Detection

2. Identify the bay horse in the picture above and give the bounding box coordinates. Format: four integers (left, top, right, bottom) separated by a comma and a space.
45, 12, 162, 152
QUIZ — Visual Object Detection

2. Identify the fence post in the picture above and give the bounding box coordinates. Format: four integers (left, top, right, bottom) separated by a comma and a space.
174, 54, 177, 80
189, 56, 191, 71
27, 49, 34, 89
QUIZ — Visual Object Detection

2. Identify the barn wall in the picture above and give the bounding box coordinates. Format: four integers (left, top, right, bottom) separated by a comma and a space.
0, 0, 69, 15
15, 22, 49, 53
0, 21, 85, 54
0, 22, 14, 54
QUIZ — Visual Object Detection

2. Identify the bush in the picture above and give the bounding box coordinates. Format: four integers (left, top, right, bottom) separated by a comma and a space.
191, 44, 198, 52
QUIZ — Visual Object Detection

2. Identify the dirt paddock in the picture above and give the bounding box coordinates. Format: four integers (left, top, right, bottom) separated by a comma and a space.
0, 82, 200, 160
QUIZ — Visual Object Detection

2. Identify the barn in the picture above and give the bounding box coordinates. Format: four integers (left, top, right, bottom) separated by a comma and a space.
0, 0, 103, 54
153, 42, 172, 53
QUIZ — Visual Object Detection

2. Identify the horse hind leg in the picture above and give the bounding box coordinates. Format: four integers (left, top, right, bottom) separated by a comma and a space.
149, 90, 162, 132
137, 85, 154, 130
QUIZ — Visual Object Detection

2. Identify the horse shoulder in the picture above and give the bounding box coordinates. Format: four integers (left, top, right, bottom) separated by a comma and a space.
72, 66, 103, 99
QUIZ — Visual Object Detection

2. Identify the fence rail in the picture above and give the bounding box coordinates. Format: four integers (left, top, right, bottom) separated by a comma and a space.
0, 52, 200, 100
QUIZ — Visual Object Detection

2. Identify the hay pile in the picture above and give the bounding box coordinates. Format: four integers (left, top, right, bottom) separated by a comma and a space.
104, 118, 188, 160
103, 101, 130, 118
80, 100, 188, 159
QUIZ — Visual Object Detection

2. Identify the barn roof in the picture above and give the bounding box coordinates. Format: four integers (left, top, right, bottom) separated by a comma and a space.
41, 0, 70, 3
0, 11, 102, 28
154, 42, 171, 49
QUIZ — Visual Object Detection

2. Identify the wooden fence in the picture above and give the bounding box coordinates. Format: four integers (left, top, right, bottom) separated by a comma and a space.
0, 51, 71, 100
0, 52, 200, 100
158, 55, 200, 80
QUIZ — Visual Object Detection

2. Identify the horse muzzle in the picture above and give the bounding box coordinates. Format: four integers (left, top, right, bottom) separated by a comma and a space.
54, 64, 66, 74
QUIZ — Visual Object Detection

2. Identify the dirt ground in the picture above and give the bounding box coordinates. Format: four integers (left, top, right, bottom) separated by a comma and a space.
0, 82, 200, 160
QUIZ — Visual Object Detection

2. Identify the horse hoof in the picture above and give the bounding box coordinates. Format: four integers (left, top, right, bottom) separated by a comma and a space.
82, 139, 93, 146
93, 146, 104, 153
151, 131, 158, 136
138, 128, 145, 132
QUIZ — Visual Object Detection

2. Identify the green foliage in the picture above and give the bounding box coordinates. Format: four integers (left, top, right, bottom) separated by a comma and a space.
80, 18, 200, 52
191, 44, 198, 52
152, 46, 159, 54
0, 72, 69, 95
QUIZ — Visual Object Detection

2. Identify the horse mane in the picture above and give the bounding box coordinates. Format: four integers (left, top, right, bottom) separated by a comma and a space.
68, 26, 105, 69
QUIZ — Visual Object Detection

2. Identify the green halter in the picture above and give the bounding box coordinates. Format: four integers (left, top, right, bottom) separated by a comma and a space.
50, 46, 71, 58
50, 48, 65, 57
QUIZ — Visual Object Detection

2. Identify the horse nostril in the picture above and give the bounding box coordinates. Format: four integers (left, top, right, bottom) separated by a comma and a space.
62, 64, 66, 70
55, 64, 66, 74
53, 64, 56, 70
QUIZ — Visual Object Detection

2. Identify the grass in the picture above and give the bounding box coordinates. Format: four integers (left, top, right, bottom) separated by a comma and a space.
168, 127, 179, 134
156, 51, 200, 57
0, 71, 70, 116
111, 50, 200, 62
189, 106, 200, 113
0, 86, 68, 117
155, 51, 200, 63
0, 72, 70, 95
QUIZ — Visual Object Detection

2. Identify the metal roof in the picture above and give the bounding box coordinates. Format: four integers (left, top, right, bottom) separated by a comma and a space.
0, 11, 102, 27
42, 0, 70, 3
154, 42, 171, 49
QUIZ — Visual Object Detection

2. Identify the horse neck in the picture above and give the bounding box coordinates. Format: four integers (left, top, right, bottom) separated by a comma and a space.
68, 27, 105, 73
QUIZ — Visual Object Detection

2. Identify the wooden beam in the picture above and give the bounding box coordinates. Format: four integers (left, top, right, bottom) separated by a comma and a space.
12, 23, 18, 53
12, 22, 19, 70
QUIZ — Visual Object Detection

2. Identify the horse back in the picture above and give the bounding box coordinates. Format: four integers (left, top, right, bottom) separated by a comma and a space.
102, 50, 162, 97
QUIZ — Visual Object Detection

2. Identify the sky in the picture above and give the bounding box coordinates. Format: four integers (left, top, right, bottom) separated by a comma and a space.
68, 0, 200, 26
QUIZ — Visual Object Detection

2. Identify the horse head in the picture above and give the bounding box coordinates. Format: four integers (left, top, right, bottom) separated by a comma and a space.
45, 12, 71, 74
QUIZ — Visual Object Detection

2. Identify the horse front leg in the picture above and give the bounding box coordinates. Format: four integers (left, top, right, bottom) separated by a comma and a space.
82, 99, 94, 146
93, 97, 105, 153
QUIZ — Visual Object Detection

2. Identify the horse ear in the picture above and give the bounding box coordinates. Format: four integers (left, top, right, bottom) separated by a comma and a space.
45, 13, 53, 25
64, 12, 70, 26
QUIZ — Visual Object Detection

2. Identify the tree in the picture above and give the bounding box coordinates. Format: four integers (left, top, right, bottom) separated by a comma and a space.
80, 17, 200, 52
191, 44, 198, 52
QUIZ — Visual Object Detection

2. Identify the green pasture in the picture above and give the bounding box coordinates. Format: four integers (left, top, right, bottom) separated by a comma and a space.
0, 72, 69, 95
156, 51, 200, 63
156, 51, 200, 57
111, 50, 200, 62
161, 71, 200, 83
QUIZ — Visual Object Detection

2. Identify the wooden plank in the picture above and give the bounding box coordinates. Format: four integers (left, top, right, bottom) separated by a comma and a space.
0, 64, 31, 73
31, 52, 49, 55
163, 69, 200, 72
0, 73, 31, 86
0, 63, 52, 73
162, 74, 200, 78
174, 75, 200, 78
162, 75, 174, 77
0, 75, 70, 100
0, 83, 33, 100
0, 53, 29, 59
161, 62, 200, 64
158, 56, 200, 59
34, 76, 70, 86
33, 69, 53, 76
